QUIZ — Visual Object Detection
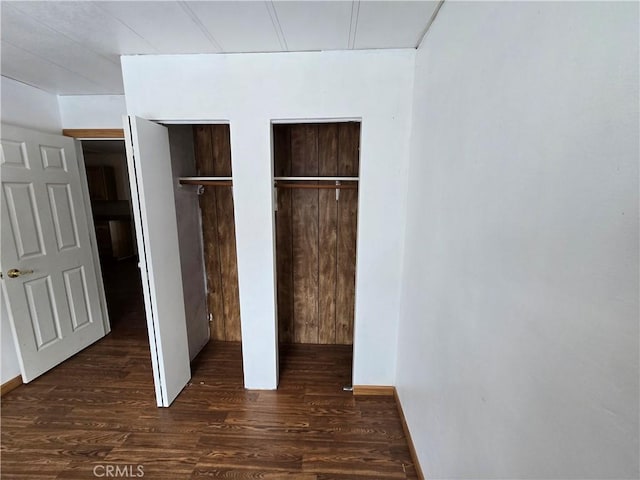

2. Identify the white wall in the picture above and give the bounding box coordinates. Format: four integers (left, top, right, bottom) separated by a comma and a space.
1, 76, 61, 134
167, 125, 209, 360
122, 50, 415, 388
396, 2, 639, 479
1, 77, 63, 384
58, 95, 126, 129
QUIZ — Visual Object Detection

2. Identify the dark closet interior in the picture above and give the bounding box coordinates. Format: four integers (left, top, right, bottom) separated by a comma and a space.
273, 122, 360, 347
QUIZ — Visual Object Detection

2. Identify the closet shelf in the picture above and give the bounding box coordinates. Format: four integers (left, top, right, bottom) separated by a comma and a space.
275, 182, 357, 190
179, 176, 232, 187
179, 177, 358, 189
274, 176, 358, 181
274, 176, 359, 190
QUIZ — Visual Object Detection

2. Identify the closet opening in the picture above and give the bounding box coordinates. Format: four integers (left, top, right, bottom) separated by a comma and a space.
272, 122, 360, 390
169, 124, 243, 382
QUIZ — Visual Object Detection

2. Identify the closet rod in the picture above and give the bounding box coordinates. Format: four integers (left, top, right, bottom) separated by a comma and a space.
179, 178, 232, 186
179, 176, 232, 181
274, 176, 358, 181
275, 182, 357, 190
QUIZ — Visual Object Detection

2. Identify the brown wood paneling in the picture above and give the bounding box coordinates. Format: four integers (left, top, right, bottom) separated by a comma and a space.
338, 123, 360, 176
274, 122, 359, 346
216, 185, 241, 341
194, 126, 225, 341
273, 125, 291, 176
336, 187, 357, 345
274, 126, 294, 343
318, 124, 338, 344
291, 125, 319, 344
336, 123, 360, 344
193, 125, 241, 341
194, 126, 214, 175
211, 125, 241, 341
211, 126, 232, 176
290, 124, 319, 175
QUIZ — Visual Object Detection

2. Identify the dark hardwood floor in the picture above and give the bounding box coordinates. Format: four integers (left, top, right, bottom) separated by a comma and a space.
1, 259, 418, 479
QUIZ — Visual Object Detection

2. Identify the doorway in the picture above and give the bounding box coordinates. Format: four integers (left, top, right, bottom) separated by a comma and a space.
273, 122, 360, 387
80, 140, 146, 335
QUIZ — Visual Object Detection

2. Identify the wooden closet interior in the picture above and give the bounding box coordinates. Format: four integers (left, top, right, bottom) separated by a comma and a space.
191, 125, 242, 342
178, 121, 360, 383
273, 122, 360, 347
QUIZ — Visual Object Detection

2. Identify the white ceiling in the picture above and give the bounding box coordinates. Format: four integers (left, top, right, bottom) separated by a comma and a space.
0, 1, 440, 95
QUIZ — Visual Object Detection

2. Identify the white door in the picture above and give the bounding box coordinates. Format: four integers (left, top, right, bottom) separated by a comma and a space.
1, 124, 107, 382
124, 116, 190, 407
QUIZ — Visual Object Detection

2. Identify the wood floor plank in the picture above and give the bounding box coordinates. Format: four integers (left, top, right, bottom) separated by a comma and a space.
0, 456, 70, 480
195, 446, 303, 472
191, 468, 317, 479
302, 445, 406, 479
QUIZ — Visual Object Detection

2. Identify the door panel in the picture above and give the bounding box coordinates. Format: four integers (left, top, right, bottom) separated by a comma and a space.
1, 140, 29, 167
3, 182, 46, 258
124, 116, 190, 407
1, 124, 107, 382
47, 183, 80, 251
40, 146, 67, 170
24, 275, 60, 349
63, 266, 92, 331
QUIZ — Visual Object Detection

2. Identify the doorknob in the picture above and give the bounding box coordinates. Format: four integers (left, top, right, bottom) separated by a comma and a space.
6, 268, 34, 279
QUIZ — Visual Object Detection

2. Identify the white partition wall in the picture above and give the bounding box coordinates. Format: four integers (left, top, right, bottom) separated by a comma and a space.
121, 50, 415, 389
